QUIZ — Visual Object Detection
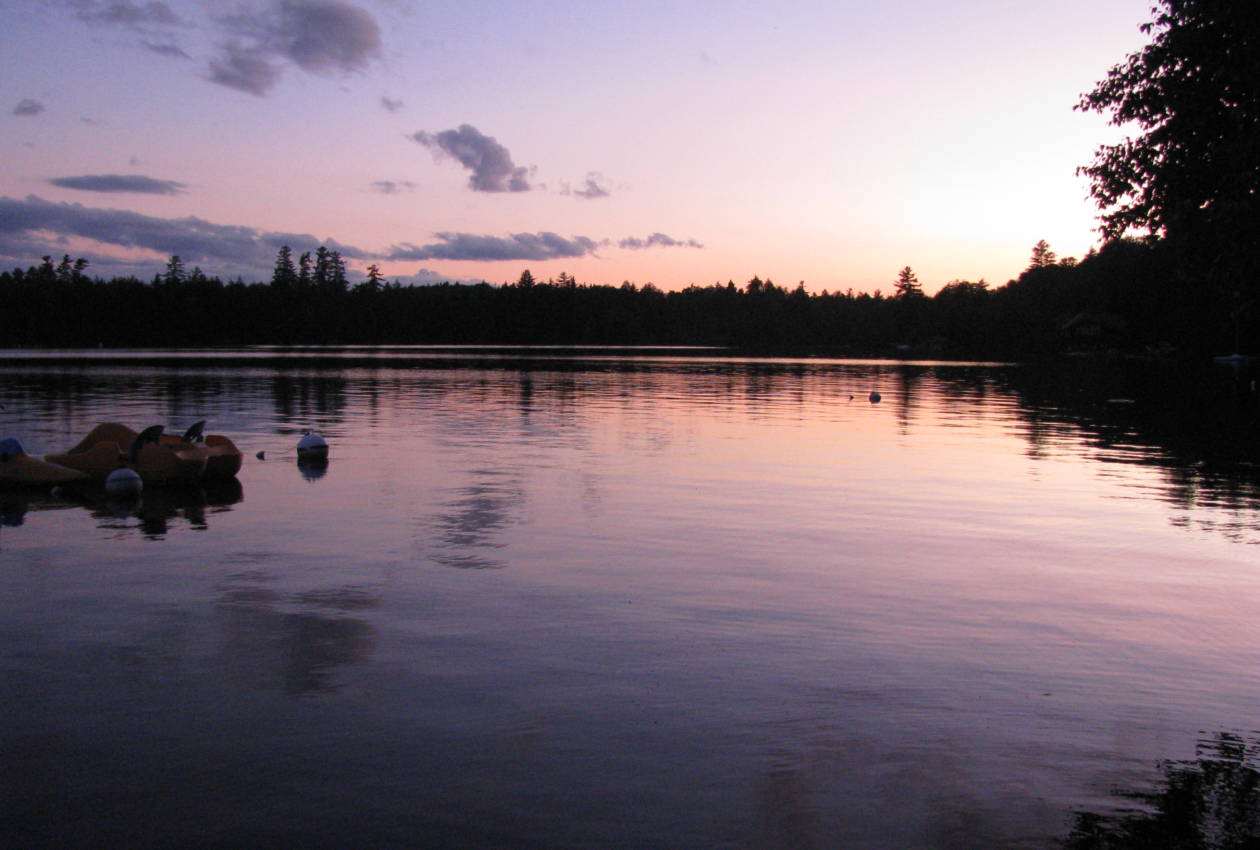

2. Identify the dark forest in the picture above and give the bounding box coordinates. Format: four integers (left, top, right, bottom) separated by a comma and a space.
0, 235, 1249, 360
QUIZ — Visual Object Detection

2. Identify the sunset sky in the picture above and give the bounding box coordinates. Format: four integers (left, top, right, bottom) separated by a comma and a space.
3, 0, 1152, 293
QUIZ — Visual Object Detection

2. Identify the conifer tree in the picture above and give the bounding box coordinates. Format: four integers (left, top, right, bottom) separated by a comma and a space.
272, 246, 298, 289
894, 266, 923, 298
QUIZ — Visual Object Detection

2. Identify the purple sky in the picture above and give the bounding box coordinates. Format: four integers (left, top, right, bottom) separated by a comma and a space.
2, 0, 1152, 292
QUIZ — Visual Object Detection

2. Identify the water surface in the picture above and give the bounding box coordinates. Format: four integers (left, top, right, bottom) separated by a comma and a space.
2, 350, 1258, 848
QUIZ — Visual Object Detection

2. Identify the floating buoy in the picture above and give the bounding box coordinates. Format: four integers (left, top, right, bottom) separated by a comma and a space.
869, 392, 881, 403
256, 450, 265, 460
297, 431, 328, 460
105, 467, 142, 496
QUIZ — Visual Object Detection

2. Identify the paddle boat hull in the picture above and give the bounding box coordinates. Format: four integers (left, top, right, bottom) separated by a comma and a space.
47, 422, 241, 486
0, 452, 89, 486
158, 433, 243, 481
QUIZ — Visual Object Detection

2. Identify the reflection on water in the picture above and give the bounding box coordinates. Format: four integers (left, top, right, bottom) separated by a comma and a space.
422, 469, 524, 570
0, 479, 243, 537
215, 572, 377, 695
296, 456, 329, 481
1065, 731, 1260, 849
1, 350, 1259, 848
996, 361, 1260, 544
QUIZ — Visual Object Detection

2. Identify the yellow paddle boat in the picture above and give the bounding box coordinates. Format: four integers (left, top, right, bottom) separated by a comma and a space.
165, 421, 243, 481
47, 422, 244, 486
0, 438, 89, 486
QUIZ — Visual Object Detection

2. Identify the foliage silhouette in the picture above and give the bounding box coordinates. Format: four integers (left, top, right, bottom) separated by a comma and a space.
1077, 0, 1260, 350
0, 239, 1250, 357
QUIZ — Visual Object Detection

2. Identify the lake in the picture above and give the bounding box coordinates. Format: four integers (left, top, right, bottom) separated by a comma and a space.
2, 349, 1259, 849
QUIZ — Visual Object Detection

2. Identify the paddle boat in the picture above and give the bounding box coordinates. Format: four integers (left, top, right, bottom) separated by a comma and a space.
162, 421, 243, 481
47, 422, 242, 486
0, 437, 89, 486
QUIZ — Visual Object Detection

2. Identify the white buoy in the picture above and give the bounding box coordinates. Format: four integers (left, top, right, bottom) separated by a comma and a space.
297, 431, 328, 460
105, 467, 142, 496
869, 391, 882, 403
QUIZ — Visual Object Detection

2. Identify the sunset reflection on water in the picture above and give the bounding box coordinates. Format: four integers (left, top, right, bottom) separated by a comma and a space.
1, 351, 1258, 848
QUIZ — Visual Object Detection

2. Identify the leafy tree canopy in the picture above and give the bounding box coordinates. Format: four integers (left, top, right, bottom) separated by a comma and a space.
1077, 0, 1260, 258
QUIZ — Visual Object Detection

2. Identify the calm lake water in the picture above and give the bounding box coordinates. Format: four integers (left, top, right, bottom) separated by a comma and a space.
2, 349, 1259, 849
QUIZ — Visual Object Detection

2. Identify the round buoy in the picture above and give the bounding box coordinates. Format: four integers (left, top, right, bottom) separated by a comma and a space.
105, 467, 142, 496
297, 432, 328, 460
869, 391, 882, 403
256, 450, 266, 460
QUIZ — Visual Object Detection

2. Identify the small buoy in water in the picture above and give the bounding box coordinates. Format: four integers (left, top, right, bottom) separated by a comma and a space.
297, 431, 328, 460
256, 450, 265, 460
869, 391, 881, 403
105, 467, 142, 496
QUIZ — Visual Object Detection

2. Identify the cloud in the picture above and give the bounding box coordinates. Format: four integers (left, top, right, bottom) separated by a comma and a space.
410, 125, 532, 192
13, 99, 45, 116
393, 267, 486, 286
279, 0, 382, 74
48, 174, 187, 195
141, 40, 191, 59
72, 1, 183, 27
380, 95, 404, 113
0, 195, 369, 278
570, 172, 611, 199
618, 232, 704, 250
209, 0, 382, 94
58, 1, 382, 96
206, 40, 282, 96
387, 232, 598, 262
370, 180, 417, 194
0, 196, 678, 283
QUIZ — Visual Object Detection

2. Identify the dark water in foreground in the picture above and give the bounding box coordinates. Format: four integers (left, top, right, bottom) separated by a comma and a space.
2, 350, 1259, 849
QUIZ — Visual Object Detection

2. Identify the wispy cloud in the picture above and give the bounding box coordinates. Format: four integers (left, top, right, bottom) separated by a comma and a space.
379, 95, 404, 113
141, 40, 191, 59
618, 232, 704, 250
370, 180, 417, 194
410, 125, 532, 193
72, 0, 183, 27
388, 232, 597, 261
565, 172, 611, 200
62, 0, 383, 95
0, 195, 695, 282
0, 195, 369, 277
13, 99, 45, 117
206, 40, 281, 95
209, 0, 383, 95
49, 174, 187, 195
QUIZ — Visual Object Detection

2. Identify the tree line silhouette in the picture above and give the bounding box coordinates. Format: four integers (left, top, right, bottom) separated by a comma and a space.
0, 235, 1244, 359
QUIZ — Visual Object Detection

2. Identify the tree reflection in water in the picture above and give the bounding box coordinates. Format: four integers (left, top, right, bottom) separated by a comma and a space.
1063, 732, 1260, 849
